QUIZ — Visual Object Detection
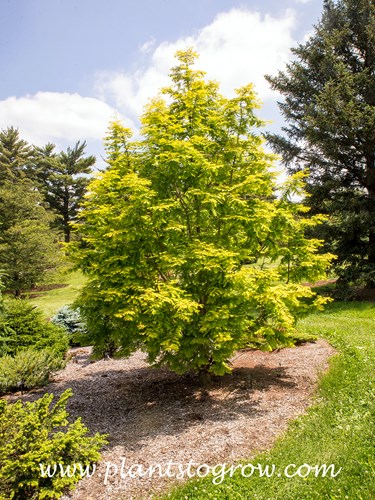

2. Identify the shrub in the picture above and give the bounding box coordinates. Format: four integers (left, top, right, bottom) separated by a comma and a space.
0, 300, 68, 357
0, 273, 15, 357
0, 389, 107, 499
0, 349, 65, 395
51, 306, 90, 347
0, 355, 13, 395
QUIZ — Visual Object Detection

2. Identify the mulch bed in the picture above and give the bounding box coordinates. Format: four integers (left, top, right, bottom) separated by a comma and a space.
5, 339, 336, 499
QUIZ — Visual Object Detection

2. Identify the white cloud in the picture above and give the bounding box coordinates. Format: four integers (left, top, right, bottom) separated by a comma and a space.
0, 92, 132, 148
0, 8, 299, 157
302, 29, 314, 43
95, 8, 297, 122
139, 37, 156, 54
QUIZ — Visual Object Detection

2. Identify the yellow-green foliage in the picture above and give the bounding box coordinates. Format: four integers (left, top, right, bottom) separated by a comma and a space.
70, 49, 334, 376
0, 390, 107, 499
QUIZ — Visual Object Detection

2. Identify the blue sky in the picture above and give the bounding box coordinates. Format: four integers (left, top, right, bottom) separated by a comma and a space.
0, 0, 323, 161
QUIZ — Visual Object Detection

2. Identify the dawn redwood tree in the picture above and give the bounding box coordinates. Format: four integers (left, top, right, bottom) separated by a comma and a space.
34, 142, 96, 242
266, 0, 375, 288
71, 50, 333, 380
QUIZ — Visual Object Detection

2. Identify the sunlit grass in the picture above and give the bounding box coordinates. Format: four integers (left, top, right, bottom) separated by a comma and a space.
26, 270, 86, 318
161, 301, 375, 500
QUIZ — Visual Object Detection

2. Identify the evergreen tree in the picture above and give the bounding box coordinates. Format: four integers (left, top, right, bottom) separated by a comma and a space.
34, 142, 96, 242
0, 127, 34, 182
0, 128, 62, 295
266, 0, 375, 287
0, 179, 62, 296
71, 50, 333, 380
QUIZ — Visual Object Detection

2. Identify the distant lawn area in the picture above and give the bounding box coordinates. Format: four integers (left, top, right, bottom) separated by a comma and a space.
162, 301, 375, 500
26, 270, 86, 318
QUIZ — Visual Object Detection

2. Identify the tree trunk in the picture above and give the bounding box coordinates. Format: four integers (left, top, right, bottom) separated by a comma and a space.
198, 368, 212, 386
366, 154, 375, 288
64, 187, 70, 243
367, 228, 375, 288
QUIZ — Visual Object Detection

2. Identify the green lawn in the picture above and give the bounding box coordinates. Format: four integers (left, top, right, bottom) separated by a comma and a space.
161, 301, 375, 500
26, 270, 86, 318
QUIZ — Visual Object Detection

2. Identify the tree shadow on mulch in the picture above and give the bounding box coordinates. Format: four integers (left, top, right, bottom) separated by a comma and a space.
15, 359, 296, 452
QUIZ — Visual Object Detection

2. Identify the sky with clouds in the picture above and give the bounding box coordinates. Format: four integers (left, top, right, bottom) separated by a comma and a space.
0, 0, 323, 163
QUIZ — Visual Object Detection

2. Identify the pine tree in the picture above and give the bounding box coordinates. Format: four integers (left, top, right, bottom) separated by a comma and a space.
34, 142, 96, 242
266, 0, 375, 288
0, 127, 34, 182
71, 50, 333, 379
0, 179, 62, 296
0, 129, 62, 295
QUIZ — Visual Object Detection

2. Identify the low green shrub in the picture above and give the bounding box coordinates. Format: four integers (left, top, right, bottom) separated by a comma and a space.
0, 389, 107, 499
0, 349, 65, 395
0, 300, 68, 396
0, 275, 15, 357
0, 355, 13, 395
51, 306, 90, 347
0, 300, 68, 357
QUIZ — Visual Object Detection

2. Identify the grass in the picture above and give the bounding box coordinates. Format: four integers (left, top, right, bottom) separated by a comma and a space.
161, 301, 375, 500
26, 270, 86, 318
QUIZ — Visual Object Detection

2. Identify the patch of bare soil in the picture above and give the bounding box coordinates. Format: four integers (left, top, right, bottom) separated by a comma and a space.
353, 287, 375, 302
3, 283, 69, 297
25, 283, 69, 299
7, 340, 335, 500
302, 278, 337, 288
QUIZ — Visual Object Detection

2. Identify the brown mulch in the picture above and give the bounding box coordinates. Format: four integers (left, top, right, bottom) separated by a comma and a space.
25, 283, 69, 298
354, 287, 375, 302
6, 340, 335, 500
3, 283, 69, 297
302, 278, 337, 288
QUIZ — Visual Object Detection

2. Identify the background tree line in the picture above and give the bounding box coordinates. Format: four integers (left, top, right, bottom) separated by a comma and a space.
266, 0, 375, 291
1, 0, 374, 298
0, 126, 95, 295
